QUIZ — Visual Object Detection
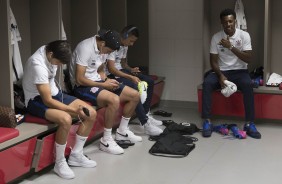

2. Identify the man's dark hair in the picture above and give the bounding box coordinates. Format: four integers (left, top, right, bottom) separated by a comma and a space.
46, 40, 71, 64
121, 25, 139, 38
220, 8, 236, 20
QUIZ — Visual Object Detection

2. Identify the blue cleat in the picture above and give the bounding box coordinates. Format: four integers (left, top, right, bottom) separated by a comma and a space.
228, 124, 246, 139
202, 120, 213, 137
244, 122, 261, 139
213, 124, 229, 135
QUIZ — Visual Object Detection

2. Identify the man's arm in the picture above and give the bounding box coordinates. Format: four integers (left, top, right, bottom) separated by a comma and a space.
210, 53, 227, 87
108, 60, 140, 84
37, 83, 76, 114
219, 36, 252, 64
97, 64, 120, 90
121, 58, 132, 71
230, 49, 252, 64
121, 58, 140, 74
75, 64, 107, 88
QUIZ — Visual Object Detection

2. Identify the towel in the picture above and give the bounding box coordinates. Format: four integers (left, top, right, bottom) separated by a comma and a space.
221, 80, 237, 97
10, 7, 23, 82
234, 0, 247, 31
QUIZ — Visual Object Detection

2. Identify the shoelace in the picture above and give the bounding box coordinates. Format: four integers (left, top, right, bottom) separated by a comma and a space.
248, 123, 258, 132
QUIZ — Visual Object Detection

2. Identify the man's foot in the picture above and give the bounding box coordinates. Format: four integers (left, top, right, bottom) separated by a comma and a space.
100, 137, 124, 155
115, 128, 142, 143
202, 120, 213, 137
244, 122, 261, 139
68, 152, 97, 168
144, 121, 163, 136
54, 159, 75, 179
147, 114, 163, 126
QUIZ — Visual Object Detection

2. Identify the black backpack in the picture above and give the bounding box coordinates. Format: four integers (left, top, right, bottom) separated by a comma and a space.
149, 121, 200, 158
164, 122, 201, 135
149, 132, 197, 158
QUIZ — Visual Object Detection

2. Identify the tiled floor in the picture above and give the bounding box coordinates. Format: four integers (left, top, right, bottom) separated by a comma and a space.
18, 101, 282, 184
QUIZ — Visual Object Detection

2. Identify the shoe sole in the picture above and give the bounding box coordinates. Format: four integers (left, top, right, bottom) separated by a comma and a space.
99, 146, 124, 155
54, 168, 75, 179
202, 130, 212, 137
145, 131, 162, 136
115, 140, 135, 146
68, 160, 97, 168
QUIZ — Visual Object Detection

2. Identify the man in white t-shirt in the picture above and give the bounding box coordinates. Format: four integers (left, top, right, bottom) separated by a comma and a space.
69, 30, 142, 155
106, 25, 163, 136
22, 40, 97, 179
202, 9, 261, 139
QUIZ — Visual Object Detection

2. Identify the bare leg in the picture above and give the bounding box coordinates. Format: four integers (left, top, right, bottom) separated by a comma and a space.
119, 86, 140, 118
97, 90, 120, 128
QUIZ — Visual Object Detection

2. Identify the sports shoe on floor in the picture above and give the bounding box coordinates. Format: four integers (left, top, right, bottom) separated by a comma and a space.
144, 121, 163, 136
115, 128, 142, 143
68, 152, 97, 168
213, 124, 229, 135
147, 115, 163, 126
229, 124, 246, 139
202, 120, 213, 137
100, 137, 124, 155
54, 159, 75, 179
243, 122, 261, 139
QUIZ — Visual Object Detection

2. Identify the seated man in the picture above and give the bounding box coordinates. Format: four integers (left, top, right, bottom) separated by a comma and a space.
202, 8, 261, 139
107, 25, 163, 136
69, 30, 141, 155
22, 40, 97, 179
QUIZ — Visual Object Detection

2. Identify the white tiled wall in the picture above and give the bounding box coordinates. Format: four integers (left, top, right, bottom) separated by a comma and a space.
149, 0, 204, 102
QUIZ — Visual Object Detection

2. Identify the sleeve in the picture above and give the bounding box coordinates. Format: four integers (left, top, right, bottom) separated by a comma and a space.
33, 65, 49, 84
122, 47, 128, 59
242, 32, 252, 51
107, 51, 116, 61
74, 44, 91, 67
210, 35, 218, 54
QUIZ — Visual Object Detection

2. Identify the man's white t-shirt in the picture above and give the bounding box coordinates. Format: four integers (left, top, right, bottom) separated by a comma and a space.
210, 28, 252, 71
22, 46, 59, 106
107, 46, 128, 70
69, 35, 109, 87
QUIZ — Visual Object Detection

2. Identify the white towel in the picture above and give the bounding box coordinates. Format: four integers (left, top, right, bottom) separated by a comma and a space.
266, 73, 282, 86
234, 0, 247, 31
61, 20, 67, 40
10, 7, 23, 82
221, 80, 237, 97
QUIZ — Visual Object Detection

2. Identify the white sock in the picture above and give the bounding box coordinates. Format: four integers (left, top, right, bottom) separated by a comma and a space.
71, 134, 87, 155
103, 128, 112, 141
55, 142, 66, 163
118, 116, 130, 133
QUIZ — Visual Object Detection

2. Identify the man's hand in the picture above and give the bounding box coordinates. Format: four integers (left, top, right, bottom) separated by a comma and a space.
219, 35, 232, 49
131, 67, 141, 75
77, 105, 89, 118
103, 78, 120, 91
130, 75, 141, 84
219, 74, 228, 88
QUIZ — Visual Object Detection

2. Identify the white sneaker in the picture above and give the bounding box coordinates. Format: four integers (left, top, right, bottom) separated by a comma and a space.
115, 128, 142, 143
68, 152, 97, 168
144, 121, 163, 136
54, 159, 75, 179
148, 115, 163, 126
100, 137, 124, 155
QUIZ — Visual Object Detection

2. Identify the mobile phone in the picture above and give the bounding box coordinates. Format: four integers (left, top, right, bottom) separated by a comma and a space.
82, 107, 90, 117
